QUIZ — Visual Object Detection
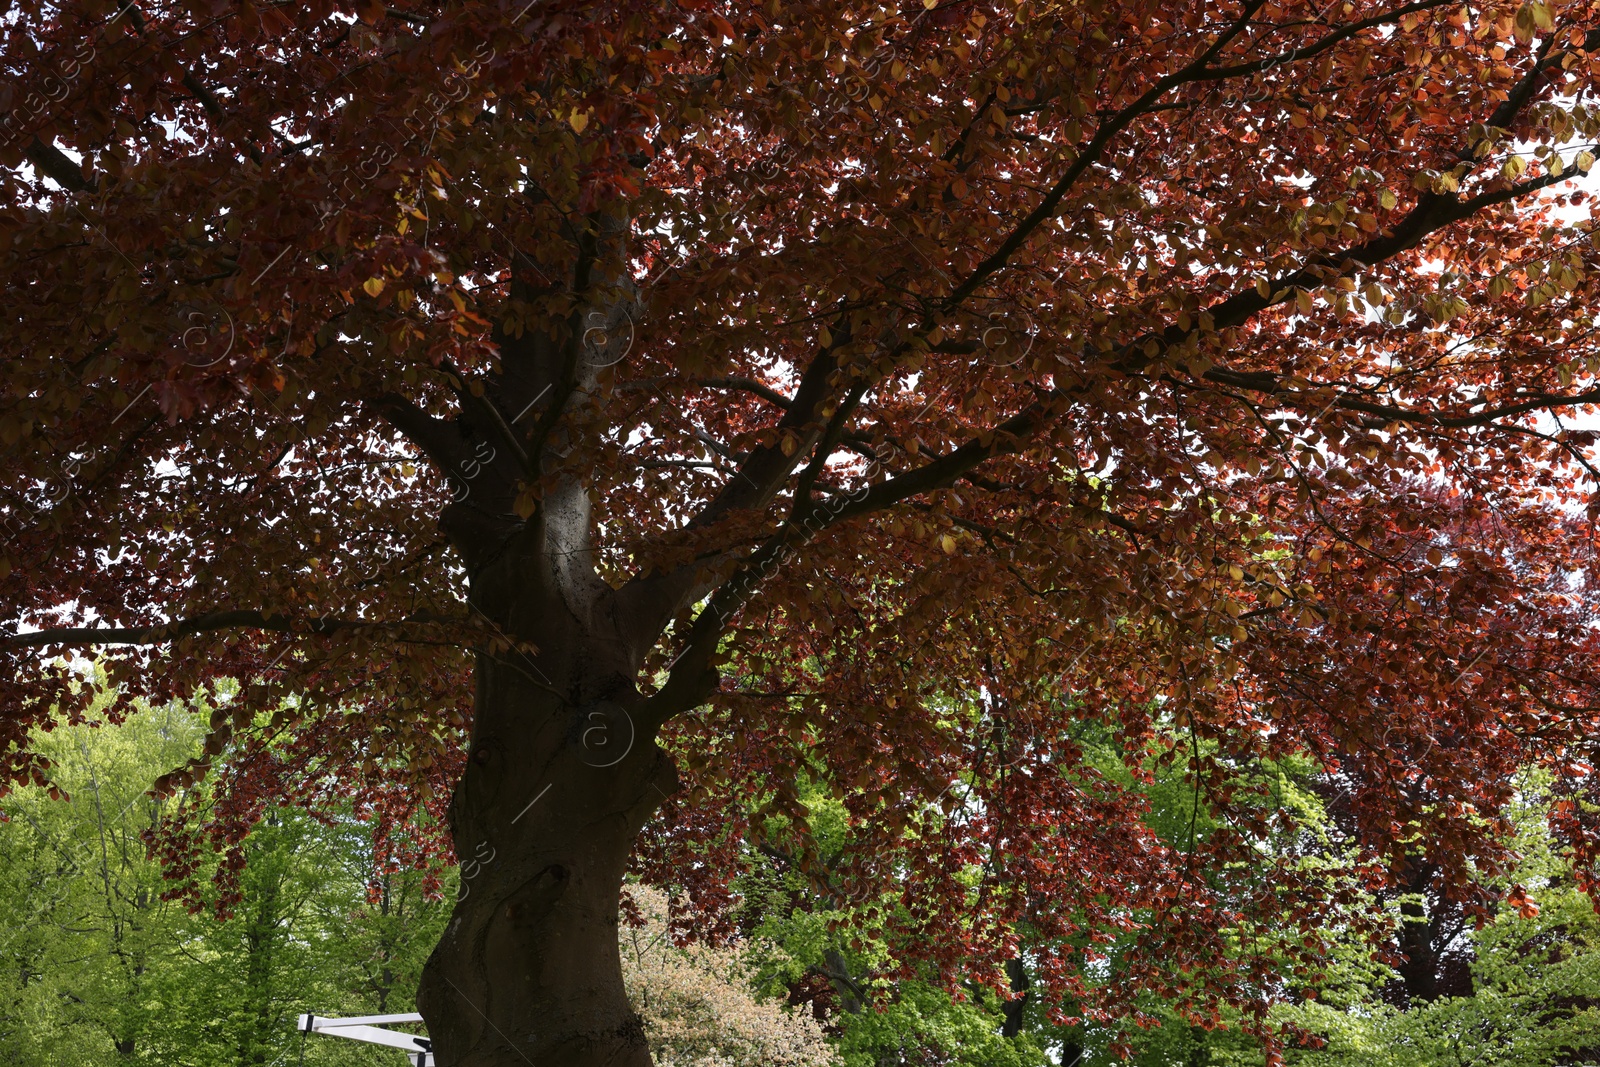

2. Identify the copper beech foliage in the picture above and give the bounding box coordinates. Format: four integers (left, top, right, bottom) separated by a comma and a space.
6, 0, 1600, 1052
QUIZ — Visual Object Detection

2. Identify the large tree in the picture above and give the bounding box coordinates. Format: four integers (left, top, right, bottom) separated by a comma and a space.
7, 0, 1600, 1064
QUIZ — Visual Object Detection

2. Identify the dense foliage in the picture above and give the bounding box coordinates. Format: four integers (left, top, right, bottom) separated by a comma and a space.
9, 701, 1600, 1067
9, 0, 1600, 1061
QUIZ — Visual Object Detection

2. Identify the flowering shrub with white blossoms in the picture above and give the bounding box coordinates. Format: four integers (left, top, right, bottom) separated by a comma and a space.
621, 885, 838, 1067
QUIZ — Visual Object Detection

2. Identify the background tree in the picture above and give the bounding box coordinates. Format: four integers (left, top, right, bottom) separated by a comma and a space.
726, 764, 1053, 1067
0, 694, 198, 1064
8, 1, 1600, 1065
1280, 769, 1600, 1067
0, 689, 461, 1067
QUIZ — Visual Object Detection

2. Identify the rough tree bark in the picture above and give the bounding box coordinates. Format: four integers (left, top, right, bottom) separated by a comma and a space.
415, 655, 675, 1067
410, 454, 690, 1064
407, 214, 719, 1065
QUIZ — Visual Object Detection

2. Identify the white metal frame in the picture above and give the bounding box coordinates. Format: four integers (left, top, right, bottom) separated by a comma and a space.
296, 1012, 434, 1066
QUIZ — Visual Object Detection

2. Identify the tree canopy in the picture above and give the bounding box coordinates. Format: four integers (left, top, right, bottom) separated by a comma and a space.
7, 0, 1600, 1063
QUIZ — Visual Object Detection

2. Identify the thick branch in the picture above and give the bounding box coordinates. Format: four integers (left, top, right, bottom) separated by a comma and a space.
698, 377, 795, 410
438, 360, 534, 476
25, 138, 92, 193
686, 332, 846, 529
365, 392, 466, 475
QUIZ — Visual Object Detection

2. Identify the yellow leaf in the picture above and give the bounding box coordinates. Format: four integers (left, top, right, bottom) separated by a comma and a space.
362, 277, 385, 297
780, 433, 798, 457
1579, 151, 1596, 174
569, 109, 590, 133
1255, 278, 1271, 298
1514, 4, 1537, 39
1379, 189, 1397, 210
939, 533, 957, 555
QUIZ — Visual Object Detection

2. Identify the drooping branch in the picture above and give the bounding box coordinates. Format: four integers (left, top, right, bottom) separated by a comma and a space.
1202, 374, 1600, 428
1, 609, 455, 649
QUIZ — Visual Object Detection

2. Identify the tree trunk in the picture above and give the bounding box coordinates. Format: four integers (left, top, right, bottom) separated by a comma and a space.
1000, 957, 1029, 1038
417, 636, 680, 1066
1392, 859, 1441, 1005
1395, 894, 1439, 1003
411, 243, 707, 1066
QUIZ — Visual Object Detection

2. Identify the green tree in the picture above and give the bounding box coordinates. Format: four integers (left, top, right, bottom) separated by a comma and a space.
0, 695, 199, 1063
0, 693, 451, 1067
1282, 772, 1600, 1067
